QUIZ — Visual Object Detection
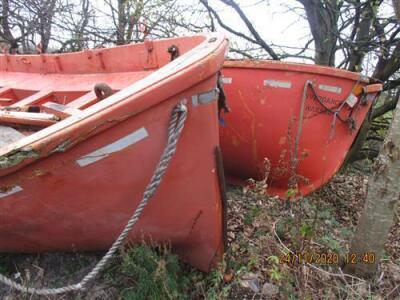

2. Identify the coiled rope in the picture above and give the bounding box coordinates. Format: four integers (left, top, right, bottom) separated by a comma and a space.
0, 102, 188, 295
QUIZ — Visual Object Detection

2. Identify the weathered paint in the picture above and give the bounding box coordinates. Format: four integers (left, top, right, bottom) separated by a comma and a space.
0, 33, 228, 272
221, 60, 381, 198
0, 148, 39, 169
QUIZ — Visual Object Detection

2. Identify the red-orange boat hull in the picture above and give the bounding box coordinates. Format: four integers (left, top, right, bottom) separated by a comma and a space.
220, 60, 381, 198
0, 34, 228, 272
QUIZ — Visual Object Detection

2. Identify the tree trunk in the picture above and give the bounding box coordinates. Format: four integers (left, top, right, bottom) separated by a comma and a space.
1, 0, 19, 51
39, 0, 57, 53
394, 0, 400, 21
299, 0, 339, 66
346, 0, 400, 164
347, 2, 378, 72
116, 0, 127, 45
344, 117, 371, 164
344, 97, 400, 278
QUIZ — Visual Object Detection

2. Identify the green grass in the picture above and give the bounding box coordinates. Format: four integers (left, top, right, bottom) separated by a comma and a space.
117, 245, 190, 300
0, 255, 10, 275
102, 244, 235, 300
243, 205, 262, 225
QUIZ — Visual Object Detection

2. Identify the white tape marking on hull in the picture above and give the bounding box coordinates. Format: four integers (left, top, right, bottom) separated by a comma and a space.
319, 84, 342, 94
264, 79, 292, 89
222, 77, 232, 84
0, 186, 23, 199
77, 127, 149, 167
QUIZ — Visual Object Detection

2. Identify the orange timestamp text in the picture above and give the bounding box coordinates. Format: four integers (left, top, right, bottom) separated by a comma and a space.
279, 252, 376, 265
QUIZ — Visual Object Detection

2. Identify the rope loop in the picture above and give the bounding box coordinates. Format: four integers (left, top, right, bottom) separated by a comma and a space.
0, 102, 188, 296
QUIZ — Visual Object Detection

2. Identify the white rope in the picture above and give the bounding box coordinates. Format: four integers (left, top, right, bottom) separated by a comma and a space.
0, 103, 188, 295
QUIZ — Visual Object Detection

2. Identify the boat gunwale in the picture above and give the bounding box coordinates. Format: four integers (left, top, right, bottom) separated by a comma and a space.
0, 33, 228, 171
0, 36, 206, 74
223, 60, 372, 83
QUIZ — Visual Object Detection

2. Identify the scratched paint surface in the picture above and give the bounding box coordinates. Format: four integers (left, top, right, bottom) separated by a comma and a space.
76, 127, 148, 167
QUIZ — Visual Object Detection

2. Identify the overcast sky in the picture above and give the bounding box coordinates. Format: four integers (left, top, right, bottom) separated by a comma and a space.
205, 0, 394, 67
210, 0, 311, 51
57, 0, 395, 68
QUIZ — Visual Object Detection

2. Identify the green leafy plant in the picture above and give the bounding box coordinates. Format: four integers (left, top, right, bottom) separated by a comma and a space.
267, 255, 280, 265
119, 245, 189, 300
300, 222, 314, 238
269, 266, 282, 282
0, 256, 9, 275
285, 188, 298, 199
244, 205, 262, 225
204, 257, 232, 300
319, 235, 343, 254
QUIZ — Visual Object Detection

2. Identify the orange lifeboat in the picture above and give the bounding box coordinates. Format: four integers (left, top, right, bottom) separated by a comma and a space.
220, 60, 382, 198
0, 34, 228, 272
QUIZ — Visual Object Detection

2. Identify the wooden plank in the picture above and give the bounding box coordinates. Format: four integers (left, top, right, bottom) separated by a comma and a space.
0, 111, 58, 127
10, 90, 53, 108
0, 88, 14, 105
68, 91, 98, 109
42, 102, 82, 119
0, 98, 14, 103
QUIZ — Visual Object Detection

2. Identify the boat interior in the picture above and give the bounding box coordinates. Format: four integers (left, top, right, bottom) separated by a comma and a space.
0, 36, 205, 150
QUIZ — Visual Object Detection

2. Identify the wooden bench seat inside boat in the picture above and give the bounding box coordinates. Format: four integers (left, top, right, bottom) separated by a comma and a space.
0, 35, 206, 146
0, 39, 182, 131
0, 110, 59, 127
8, 90, 53, 109
41, 102, 82, 118
67, 91, 98, 109
0, 87, 15, 105
0, 71, 151, 128
0, 91, 103, 131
